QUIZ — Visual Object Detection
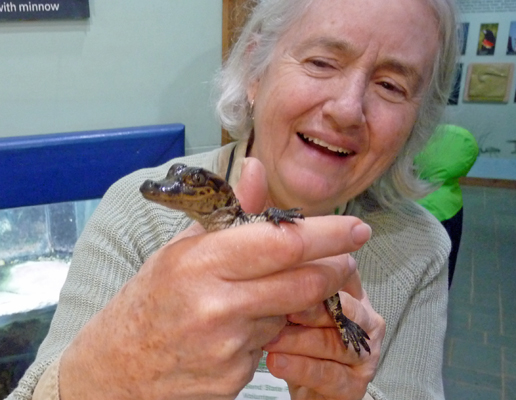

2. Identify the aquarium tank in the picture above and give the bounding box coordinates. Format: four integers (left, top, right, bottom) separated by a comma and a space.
0, 199, 99, 397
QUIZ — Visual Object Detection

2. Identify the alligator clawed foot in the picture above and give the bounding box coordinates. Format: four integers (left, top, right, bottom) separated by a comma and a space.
340, 318, 371, 354
263, 207, 304, 225
325, 294, 371, 355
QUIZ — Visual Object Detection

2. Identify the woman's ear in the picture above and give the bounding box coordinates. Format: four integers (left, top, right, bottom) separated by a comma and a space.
244, 38, 259, 104
246, 80, 258, 105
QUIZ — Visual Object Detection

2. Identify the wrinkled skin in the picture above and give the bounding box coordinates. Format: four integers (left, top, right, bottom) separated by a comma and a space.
59, 158, 383, 400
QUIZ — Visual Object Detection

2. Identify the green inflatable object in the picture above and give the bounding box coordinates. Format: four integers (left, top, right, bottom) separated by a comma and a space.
415, 125, 479, 221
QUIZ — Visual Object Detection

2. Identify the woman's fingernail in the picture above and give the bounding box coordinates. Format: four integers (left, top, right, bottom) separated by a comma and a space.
272, 354, 288, 369
352, 223, 372, 245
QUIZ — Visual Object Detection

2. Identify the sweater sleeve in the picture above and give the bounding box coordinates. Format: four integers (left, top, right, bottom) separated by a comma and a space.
368, 258, 448, 399
352, 200, 450, 400
32, 355, 60, 400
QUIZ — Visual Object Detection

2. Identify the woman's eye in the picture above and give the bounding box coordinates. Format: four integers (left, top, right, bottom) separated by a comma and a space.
308, 59, 335, 69
377, 80, 407, 101
379, 81, 400, 92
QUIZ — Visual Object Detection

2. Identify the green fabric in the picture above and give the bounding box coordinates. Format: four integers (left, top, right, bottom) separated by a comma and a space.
415, 125, 479, 221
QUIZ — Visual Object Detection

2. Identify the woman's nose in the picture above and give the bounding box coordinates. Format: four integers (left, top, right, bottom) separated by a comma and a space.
322, 75, 367, 130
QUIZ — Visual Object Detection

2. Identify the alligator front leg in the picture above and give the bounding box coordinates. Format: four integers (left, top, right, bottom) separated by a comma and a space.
261, 207, 304, 225
324, 293, 371, 354
236, 207, 304, 226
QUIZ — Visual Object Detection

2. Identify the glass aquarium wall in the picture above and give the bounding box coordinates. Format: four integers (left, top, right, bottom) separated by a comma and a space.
0, 199, 99, 397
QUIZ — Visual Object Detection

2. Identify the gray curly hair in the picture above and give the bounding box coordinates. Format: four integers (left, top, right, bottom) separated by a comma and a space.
215, 0, 459, 209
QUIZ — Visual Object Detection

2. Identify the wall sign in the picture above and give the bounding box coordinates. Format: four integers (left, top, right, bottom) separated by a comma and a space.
0, 0, 89, 21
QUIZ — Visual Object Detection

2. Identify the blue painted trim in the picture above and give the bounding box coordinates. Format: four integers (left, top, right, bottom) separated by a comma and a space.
0, 124, 185, 209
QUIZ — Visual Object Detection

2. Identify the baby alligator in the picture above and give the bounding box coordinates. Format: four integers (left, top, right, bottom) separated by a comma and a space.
140, 163, 370, 354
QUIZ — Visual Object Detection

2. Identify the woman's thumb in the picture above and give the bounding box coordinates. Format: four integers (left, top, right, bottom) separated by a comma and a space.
233, 157, 268, 214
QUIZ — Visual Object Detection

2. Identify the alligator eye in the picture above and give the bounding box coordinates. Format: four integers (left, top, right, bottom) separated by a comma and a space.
191, 173, 205, 185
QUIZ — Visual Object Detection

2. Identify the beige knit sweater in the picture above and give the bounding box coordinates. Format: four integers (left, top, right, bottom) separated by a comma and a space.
8, 141, 450, 400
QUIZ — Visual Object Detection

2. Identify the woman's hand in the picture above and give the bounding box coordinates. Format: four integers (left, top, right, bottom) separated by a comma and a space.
264, 268, 386, 400
58, 158, 373, 400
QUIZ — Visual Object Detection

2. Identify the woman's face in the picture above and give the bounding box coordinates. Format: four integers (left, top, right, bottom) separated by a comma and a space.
248, 0, 440, 216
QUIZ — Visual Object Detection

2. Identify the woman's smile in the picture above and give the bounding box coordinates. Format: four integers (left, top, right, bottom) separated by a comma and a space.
297, 132, 355, 158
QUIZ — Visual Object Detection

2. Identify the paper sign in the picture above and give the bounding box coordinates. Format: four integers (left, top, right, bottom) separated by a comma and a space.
0, 0, 89, 21
237, 354, 290, 399
237, 372, 290, 400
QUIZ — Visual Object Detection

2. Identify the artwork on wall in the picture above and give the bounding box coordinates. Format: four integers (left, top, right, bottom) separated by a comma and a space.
508, 21, 516, 55
477, 23, 498, 55
448, 63, 463, 105
463, 63, 514, 103
460, 23, 469, 55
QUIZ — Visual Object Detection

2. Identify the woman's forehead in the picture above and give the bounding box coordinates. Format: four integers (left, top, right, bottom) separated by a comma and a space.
274, 0, 439, 85
278, 0, 439, 45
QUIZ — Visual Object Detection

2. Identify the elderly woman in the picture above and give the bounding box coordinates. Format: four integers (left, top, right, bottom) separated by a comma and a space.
9, 0, 458, 399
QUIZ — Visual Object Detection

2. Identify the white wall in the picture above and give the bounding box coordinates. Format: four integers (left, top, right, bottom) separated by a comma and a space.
1, 0, 514, 178
0, 0, 222, 154
444, 10, 516, 179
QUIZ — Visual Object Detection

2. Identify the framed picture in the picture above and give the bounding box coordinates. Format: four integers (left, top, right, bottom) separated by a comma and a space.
508, 21, 516, 55
460, 23, 469, 55
477, 23, 498, 55
448, 63, 463, 105
464, 63, 514, 103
